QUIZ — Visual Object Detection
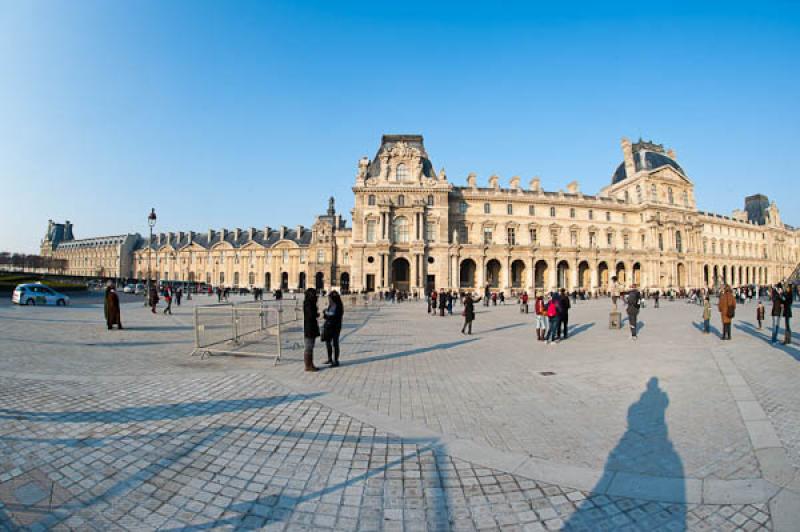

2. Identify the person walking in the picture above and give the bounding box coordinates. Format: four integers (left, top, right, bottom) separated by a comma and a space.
520, 291, 529, 314
559, 288, 571, 339
770, 286, 783, 343
104, 281, 123, 330
702, 296, 711, 334
461, 293, 481, 334
176, 287, 182, 306
534, 294, 546, 341
484, 285, 491, 307
756, 299, 765, 330
718, 285, 736, 340
447, 291, 454, 316
163, 288, 173, 315
303, 288, 320, 372
149, 285, 159, 314
322, 290, 344, 367
626, 284, 642, 340
783, 284, 793, 345
654, 290, 660, 309
545, 292, 561, 344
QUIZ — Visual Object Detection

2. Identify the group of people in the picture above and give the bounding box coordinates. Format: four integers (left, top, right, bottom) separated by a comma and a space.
302, 288, 345, 372
427, 289, 459, 316
700, 283, 794, 344
533, 289, 573, 343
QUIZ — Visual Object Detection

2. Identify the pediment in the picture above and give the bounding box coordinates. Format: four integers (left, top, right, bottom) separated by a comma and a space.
649, 165, 692, 185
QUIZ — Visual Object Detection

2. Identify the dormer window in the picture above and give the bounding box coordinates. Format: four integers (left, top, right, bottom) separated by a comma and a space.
396, 163, 410, 181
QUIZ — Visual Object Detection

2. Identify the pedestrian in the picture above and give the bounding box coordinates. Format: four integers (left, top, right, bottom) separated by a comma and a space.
783, 284, 793, 345
520, 291, 529, 314
545, 292, 560, 344
176, 287, 182, 306
447, 291, 453, 315
430, 290, 438, 316
499, 292, 505, 305
534, 294, 546, 341
461, 293, 481, 334
322, 290, 344, 367
770, 285, 783, 343
654, 290, 660, 309
702, 296, 711, 333
718, 285, 736, 340
491, 292, 497, 306
303, 288, 320, 372
438, 289, 446, 316
163, 289, 173, 315
149, 285, 159, 314
559, 288, 571, 339
216, 286, 222, 303
756, 299, 765, 330
626, 284, 642, 340
104, 281, 122, 330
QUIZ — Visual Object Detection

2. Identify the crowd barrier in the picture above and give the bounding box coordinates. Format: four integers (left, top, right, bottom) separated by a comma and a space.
191, 299, 301, 363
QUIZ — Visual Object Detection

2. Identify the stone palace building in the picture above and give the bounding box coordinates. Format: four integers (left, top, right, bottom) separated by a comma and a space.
41, 135, 800, 294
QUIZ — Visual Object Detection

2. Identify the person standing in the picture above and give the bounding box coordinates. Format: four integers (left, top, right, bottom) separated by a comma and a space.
756, 299, 765, 330
447, 291, 454, 316
718, 285, 736, 340
534, 294, 546, 341
104, 281, 123, 330
149, 285, 159, 314
770, 286, 783, 343
303, 288, 320, 372
520, 291, 529, 314
163, 288, 173, 315
545, 292, 561, 344
322, 290, 344, 366
461, 293, 481, 334
438, 289, 446, 316
176, 287, 182, 306
484, 285, 491, 307
559, 288, 571, 339
430, 290, 438, 316
654, 290, 660, 309
702, 296, 711, 334
783, 284, 793, 345
626, 284, 642, 340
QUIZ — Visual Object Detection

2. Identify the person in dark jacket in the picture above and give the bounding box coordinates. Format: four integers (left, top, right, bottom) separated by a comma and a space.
783, 284, 793, 345
322, 290, 344, 366
104, 281, 122, 330
626, 285, 642, 340
770, 286, 783, 344
303, 288, 320, 372
461, 294, 481, 334
148, 286, 159, 314
718, 285, 736, 340
438, 289, 446, 316
558, 288, 571, 339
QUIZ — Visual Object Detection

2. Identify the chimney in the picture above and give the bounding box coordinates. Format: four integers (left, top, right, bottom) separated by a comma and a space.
178, 231, 184, 243
566, 181, 579, 194
529, 177, 541, 192
167, 232, 173, 244
234, 228, 241, 241
263, 226, 271, 237
220, 228, 227, 240
248, 227, 255, 240
279, 225, 286, 240
207, 229, 214, 242
188, 231, 194, 242
509, 176, 520, 191
296, 225, 304, 237
621, 137, 635, 178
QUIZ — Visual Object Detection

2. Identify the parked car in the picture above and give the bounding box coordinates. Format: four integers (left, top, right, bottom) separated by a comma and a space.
12, 283, 71, 306
123, 284, 136, 294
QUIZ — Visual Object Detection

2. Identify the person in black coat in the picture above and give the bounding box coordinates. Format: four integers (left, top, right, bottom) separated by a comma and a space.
783, 284, 793, 345
303, 288, 320, 372
558, 288, 571, 339
627, 285, 642, 340
461, 294, 482, 334
322, 290, 345, 366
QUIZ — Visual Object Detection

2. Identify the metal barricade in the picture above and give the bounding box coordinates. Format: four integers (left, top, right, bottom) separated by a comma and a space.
191, 299, 301, 364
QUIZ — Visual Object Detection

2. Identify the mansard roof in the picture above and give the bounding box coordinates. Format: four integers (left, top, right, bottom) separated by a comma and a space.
55, 234, 137, 250
137, 227, 313, 252
367, 134, 436, 179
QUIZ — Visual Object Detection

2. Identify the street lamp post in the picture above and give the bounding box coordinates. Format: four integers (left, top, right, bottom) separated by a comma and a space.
146, 208, 157, 306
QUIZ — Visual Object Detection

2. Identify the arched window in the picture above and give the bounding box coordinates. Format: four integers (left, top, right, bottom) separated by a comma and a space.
392, 216, 409, 243
550, 206, 556, 217
570, 208, 575, 218
398, 194, 405, 207
396, 163, 410, 181
668, 187, 674, 204
636, 185, 642, 203
368, 194, 376, 206
427, 195, 434, 206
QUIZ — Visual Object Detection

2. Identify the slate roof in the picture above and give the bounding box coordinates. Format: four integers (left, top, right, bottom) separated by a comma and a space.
367, 134, 436, 179
136, 228, 313, 251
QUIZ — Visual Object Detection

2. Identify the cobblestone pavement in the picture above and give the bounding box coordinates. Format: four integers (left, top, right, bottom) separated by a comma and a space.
0, 295, 798, 530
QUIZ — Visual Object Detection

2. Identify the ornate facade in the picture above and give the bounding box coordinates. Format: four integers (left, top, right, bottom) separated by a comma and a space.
40, 220, 139, 278
42, 135, 800, 293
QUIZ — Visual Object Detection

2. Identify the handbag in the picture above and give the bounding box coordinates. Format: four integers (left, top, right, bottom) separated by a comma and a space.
320, 322, 330, 341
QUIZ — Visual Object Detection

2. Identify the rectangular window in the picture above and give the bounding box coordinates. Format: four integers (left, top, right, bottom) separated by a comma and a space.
529, 205, 535, 216
570, 231, 577, 246
607, 233, 613, 246
589, 232, 596, 248
658, 233, 664, 251
507, 227, 516, 245
530, 229, 537, 244
234, 272, 240, 286
551, 230, 559, 247
624, 234, 630, 249
459, 223, 469, 244
588, 209, 593, 220
605, 211, 611, 222
425, 222, 436, 242
484, 203, 491, 214
570, 208, 576, 218
282, 250, 289, 264
300, 250, 307, 263
483, 227, 493, 244
366, 220, 376, 243
459, 201, 468, 214
317, 250, 325, 263
507, 204, 513, 215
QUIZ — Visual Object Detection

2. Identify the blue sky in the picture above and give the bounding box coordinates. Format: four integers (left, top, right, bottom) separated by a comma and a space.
1, 1, 798, 253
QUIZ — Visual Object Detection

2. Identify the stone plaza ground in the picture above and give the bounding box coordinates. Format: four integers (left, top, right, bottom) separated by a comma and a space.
0, 291, 798, 531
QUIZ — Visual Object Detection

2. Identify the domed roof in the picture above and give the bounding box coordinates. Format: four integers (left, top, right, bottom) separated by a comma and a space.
612, 142, 684, 184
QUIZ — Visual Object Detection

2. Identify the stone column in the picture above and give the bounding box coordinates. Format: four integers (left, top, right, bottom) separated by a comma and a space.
549, 257, 558, 291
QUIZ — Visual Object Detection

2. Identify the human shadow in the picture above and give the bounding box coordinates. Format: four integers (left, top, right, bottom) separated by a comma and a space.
0, 393, 322, 423
568, 322, 595, 337
691, 321, 720, 336
563, 377, 686, 531
735, 321, 800, 361
481, 322, 527, 333
340, 337, 479, 367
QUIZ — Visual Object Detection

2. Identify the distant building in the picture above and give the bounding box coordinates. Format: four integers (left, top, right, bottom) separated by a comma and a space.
40, 220, 140, 278
40, 135, 800, 291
